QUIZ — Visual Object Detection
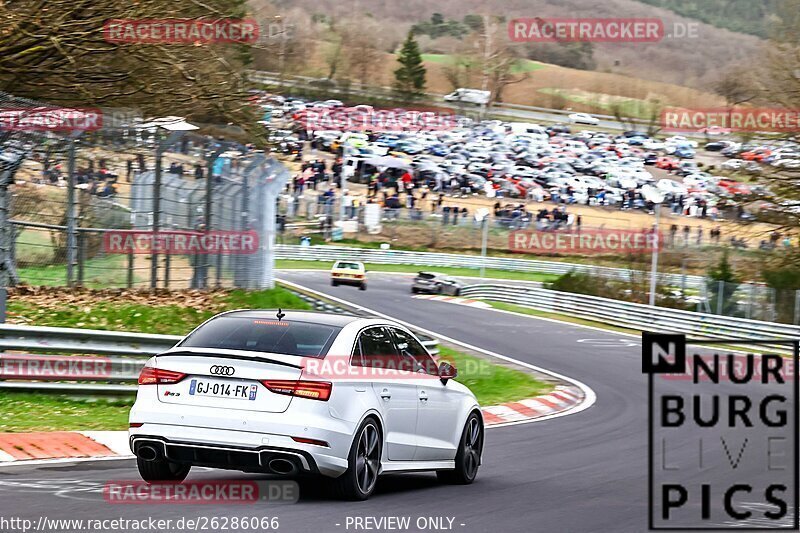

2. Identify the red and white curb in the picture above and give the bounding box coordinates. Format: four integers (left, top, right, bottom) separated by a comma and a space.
412, 294, 492, 309
0, 431, 132, 465
481, 385, 584, 427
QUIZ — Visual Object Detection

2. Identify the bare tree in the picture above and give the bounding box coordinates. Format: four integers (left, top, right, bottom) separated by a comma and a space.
610, 97, 663, 136
471, 15, 528, 106
0, 0, 262, 139
340, 16, 385, 87
323, 19, 344, 81
441, 55, 477, 91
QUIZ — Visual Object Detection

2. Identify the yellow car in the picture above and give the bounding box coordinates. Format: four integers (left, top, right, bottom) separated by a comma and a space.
330, 260, 367, 290
330, 133, 369, 153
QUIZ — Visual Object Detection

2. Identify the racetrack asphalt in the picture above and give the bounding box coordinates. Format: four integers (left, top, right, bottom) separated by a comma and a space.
0, 271, 793, 532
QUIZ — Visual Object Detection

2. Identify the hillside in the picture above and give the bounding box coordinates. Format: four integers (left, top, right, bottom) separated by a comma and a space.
254, 39, 725, 115
276, 0, 762, 90
636, 0, 780, 38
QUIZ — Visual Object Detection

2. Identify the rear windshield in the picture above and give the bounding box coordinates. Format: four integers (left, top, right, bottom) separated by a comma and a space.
180, 317, 341, 358
417, 272, 436, 279
335, 262, 361, 270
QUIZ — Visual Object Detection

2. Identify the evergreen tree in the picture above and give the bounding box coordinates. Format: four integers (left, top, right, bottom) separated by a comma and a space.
707, 251, 740, 315
394, 32, 426, 97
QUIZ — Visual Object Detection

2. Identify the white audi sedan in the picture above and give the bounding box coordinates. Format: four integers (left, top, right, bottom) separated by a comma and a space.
129, 310, 484, 500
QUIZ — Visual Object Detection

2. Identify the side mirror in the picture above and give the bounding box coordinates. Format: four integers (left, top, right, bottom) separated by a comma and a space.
438, 361, 457, 385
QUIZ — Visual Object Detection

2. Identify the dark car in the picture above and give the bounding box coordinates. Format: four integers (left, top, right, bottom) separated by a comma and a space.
704, 141, 728, 152
411, 272, 464, 296
546, 123, 571, 135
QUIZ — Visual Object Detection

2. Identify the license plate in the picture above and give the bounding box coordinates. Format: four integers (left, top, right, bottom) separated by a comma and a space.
189, 379, 258, 401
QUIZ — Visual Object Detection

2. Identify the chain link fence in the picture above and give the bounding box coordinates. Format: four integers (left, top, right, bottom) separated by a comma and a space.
0, 91, 290, 293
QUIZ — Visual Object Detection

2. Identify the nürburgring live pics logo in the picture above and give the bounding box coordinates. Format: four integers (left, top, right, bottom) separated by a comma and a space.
643, 332, 798, 530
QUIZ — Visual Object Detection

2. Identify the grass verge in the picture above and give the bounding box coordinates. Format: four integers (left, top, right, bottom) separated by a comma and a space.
0, 394, 133, 433
17, 256, 133, 289
275, 259, 558, 282
438, 346, 554, 406
8, 288, 311, 334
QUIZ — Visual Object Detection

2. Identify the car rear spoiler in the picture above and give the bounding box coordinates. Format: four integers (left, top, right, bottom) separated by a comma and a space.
156, 350, 305, 369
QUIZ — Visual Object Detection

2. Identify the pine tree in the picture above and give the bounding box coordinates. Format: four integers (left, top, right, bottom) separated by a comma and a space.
707, 251, 740, 315
394, 31, 426, 97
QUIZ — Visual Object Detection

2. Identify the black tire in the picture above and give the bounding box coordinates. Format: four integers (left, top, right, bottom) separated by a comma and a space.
330, 418, 382, 500
137, 457, 191, 483
453, 288, 461, 297
331, 280, 338, 287
359, 283, 367, 291
411, 287, 418, 294
437, 412, 483, 485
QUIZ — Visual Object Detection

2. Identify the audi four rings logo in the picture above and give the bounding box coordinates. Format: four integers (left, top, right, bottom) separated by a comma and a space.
209, 365, 235, 376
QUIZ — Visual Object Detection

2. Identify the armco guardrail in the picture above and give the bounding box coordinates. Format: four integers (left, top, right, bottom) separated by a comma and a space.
0, 321, 439, 393
0, 325, 181, 356
459, 284, 800, 349
275, 244, 705, 289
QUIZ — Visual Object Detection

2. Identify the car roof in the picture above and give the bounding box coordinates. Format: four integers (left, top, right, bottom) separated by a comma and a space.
220, 309, 362, 327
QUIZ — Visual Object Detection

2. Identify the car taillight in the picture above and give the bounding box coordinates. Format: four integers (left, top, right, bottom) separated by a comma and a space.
260, 380, 332, 401
138, 367, 187, 385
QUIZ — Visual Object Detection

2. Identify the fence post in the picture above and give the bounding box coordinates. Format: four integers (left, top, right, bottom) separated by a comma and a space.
716, 280, 724, 315
236, 171, 250, 288
770, 288, 777, 322
127, 249, 134, 289
163, 253, 170, 289
66, 138, 78, 287
680, 258, 687, 298
77, 232, 86, 287
150, 135, 162, 289
205, 146, 223, 289
794, 290, 800, 326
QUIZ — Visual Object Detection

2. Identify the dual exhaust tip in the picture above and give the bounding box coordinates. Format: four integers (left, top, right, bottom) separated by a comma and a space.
134, 443, 298, 475
136, 445, 159, 462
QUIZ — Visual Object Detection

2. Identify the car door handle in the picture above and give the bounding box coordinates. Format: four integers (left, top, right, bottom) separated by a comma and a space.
380, 389, 391, 400
419, 391, 428, 402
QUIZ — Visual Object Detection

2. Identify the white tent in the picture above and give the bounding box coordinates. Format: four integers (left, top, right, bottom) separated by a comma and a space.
362, 156, 412, 170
